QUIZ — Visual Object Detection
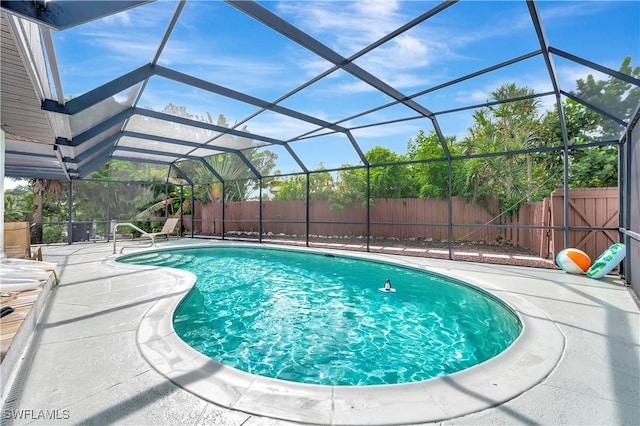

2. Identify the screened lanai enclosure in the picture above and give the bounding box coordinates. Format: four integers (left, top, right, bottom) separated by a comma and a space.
1, 1, 639, 294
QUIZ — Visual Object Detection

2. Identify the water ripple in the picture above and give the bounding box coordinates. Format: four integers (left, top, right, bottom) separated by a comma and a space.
123, 247, 521, 386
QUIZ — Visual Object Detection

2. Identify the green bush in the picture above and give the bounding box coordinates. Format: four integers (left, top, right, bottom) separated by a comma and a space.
43, 226, 64, 244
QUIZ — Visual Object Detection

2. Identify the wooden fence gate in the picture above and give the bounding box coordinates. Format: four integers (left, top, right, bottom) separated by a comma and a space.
550, 187, 619, 260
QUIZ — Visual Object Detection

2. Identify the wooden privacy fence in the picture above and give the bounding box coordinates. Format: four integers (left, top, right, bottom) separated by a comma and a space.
195, 197, 508, 241
503, 197, 551, 258
191, 187, 618, 260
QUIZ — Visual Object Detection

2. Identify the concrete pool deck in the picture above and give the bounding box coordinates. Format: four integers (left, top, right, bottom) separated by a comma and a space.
1, 240, 638, 425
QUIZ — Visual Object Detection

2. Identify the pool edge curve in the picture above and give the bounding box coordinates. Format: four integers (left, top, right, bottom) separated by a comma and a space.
120, 243, 565, 425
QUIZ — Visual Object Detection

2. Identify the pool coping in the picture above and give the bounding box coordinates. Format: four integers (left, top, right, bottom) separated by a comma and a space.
120, 243, 565, 425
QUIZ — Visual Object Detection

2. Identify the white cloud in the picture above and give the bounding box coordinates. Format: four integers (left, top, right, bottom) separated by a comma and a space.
394, 35, 429, 61
455, 89, 491, 105
354, 0, 400, 18
539, 2, 609, 22
350, 119, 422, 140
555, 65, 608, 93
71, 2, 175, 64
450, 74, 556, 114
360, 34, 431, 71
241, 112, 322, 141
275, 1, 467, 94
81, 30, 157, 63
279, 0, 403, 54
102, 10, 131, 26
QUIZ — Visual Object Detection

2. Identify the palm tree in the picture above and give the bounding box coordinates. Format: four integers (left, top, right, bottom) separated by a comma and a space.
459, 83, 543, 209
489, 83, 542, 203
29, 179, 64, 243
4, 193, 27, 222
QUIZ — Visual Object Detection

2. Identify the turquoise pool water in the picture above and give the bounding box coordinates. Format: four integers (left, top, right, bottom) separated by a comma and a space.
120, 247, 522, 386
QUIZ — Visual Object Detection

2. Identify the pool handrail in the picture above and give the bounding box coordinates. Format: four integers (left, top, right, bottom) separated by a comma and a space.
112, 222, 155, 254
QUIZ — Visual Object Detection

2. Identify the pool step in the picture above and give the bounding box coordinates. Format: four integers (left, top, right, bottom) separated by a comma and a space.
126, 252, 163, 262
162, 254, 195, 268
127, 252, 172, 265
128, 252, 194, 268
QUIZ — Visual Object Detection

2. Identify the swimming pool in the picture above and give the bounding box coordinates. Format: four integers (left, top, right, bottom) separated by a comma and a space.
122, 247, 521, 386
125, 242, 565, 425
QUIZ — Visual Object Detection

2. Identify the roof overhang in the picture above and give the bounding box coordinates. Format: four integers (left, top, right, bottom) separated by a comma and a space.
1, 12, 67, 179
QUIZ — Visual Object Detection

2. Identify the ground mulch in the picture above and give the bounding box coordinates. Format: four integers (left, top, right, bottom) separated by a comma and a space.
230, 232, 558, 270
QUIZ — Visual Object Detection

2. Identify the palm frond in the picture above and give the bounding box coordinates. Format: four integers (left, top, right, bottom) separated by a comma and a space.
134, 199, 174, 219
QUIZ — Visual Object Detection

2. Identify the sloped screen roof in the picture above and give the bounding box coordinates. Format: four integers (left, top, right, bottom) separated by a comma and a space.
1, 0, 639, 183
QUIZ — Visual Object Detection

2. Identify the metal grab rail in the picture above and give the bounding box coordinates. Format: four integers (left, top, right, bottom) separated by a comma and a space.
112, 222, 155, 254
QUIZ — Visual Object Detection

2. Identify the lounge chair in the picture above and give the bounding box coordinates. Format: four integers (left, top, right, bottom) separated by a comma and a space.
141, 217, 180, 240
3, 222, 42, 261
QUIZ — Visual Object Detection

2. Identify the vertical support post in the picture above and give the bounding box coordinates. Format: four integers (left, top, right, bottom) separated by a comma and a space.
305, 172, 310, 247
190, 185, 195, 238
618, 138, 624, 271
165, 182, 170, 219
561, 124, 571, 250
221, 183, 226, 240
106, 180, 111, 242
447, 157, 453, 260
259, 178, 263, 243
366, 165, 371, 252
622, 130, 631, 281
179, 184, 185, 237
553, 70, 572, 248
67, 180, 73, 244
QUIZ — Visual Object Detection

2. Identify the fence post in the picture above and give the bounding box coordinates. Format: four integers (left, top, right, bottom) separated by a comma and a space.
541, 197, 551, 258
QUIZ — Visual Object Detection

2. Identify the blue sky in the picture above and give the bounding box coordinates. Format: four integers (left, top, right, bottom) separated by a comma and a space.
47, 0, 640, 175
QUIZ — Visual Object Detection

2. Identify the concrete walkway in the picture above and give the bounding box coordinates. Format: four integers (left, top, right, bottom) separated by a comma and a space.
1, 240, 638, 425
